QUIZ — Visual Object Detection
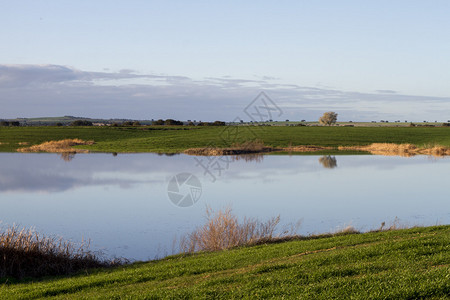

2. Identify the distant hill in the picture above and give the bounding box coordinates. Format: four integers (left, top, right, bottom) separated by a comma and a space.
1, 116, 155, 126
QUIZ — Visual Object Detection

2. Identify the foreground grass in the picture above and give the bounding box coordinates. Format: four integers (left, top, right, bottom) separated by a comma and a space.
1, 226, 449, 299
1, 126, 450, 153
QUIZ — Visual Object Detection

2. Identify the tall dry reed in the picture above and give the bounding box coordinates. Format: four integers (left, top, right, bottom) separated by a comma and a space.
179, 207, 280, 253
0, 225, 119, 279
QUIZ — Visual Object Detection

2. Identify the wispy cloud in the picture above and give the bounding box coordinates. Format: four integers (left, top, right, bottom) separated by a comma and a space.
1, 64, 449, 121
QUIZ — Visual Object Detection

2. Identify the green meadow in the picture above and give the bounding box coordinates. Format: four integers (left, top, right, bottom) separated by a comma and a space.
1, 125, 450, 153
1, 226, 449, 299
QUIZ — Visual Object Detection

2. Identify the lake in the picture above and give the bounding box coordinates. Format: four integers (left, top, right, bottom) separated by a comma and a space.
0, 152, 449, 261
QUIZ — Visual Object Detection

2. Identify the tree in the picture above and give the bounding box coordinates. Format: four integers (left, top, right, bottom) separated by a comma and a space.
212, 121, 226, 126
70, 120, 93, 126
153, 119, 164, 125
319, 112, 338, 126
164, 119, 183, 125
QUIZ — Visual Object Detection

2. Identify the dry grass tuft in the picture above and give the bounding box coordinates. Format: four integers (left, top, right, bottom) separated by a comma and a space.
284, 145, 332, 152
184, 141, 332, 156
184, 140, 274, 155
179, 207, 280, 253
17, 139, 94, 154
177, 209, 424, 256
338, 143, 450, 157
333, 225, 360, 235
231, 154, 264, 162
0, 225, 121, 279
371, 217, 410, 232
421, 145, 450, 156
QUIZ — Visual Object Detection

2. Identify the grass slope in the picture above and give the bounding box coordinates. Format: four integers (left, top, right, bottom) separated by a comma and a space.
1, 226, 449, 299
1, 126, 450, 153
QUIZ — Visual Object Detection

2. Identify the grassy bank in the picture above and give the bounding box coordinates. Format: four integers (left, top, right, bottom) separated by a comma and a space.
1, 126, 450, 153
1, 225, 448, 299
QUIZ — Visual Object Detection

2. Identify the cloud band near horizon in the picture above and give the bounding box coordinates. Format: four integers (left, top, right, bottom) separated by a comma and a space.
1, 64, 449, 122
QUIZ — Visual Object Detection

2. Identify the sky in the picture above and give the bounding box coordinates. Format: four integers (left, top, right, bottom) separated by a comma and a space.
1, 0, 450, 121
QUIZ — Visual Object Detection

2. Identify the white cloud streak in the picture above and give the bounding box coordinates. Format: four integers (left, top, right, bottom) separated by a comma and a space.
1, 64, 449, 122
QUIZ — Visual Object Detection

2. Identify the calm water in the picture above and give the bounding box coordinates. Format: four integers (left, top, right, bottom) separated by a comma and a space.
0, 153, 449, 261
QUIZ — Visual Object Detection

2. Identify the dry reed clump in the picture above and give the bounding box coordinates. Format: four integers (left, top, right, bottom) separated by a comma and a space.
230, 153, 264, 162
338, 143, 417, 157
0, 225, 120, 279
184, 140, 333, 156
333, 225, 360, 235
283, 145, 332, 152
184, 140, 274, 156
338, 143, 450, 157
17, 139, 94, 153
370, 218, 410, 232
177, 208, 423, 255
179, 207, 280, 253
420, 145, 450, 156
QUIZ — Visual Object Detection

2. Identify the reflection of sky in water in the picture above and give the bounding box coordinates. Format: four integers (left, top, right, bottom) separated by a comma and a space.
0, 153, 449, 261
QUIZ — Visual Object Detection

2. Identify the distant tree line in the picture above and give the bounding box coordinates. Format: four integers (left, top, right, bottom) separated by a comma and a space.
70, 120, 93, 126
0, 121, 20, 127
152, 119, 184, 126
152, 119, 225, 126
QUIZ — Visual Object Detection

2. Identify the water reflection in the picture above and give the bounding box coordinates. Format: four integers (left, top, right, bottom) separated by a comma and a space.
319, 155, 338, 169
60, 152, 76, 162
0, 153, 449, 260
156, 153, 180, 157
231, 154, 264, 163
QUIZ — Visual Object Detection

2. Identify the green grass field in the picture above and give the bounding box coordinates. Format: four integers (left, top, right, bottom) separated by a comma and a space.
1, 226, 448, 299
1, 126, 450, 153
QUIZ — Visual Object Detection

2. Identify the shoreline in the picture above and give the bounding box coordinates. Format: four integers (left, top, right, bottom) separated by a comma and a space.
14, 139, 450, 157
184, 143, 450, 157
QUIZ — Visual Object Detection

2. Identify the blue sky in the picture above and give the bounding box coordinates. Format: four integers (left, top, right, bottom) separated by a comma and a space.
1, 0, 450, 121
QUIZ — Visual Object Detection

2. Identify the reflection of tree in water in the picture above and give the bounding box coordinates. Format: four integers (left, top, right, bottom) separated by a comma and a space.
60, 152, 76, 162
319, 155, 337, 169
231, 154, 264, 163
157, 153, 180, 157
